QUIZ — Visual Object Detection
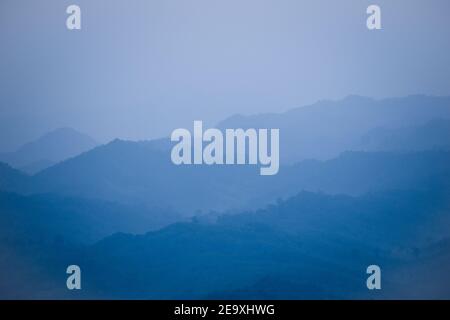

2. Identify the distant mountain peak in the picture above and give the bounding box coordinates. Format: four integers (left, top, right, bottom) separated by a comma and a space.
0, 127, 98, 174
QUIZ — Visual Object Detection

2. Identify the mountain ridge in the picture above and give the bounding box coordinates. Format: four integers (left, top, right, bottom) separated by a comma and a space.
0, 127, 98, 174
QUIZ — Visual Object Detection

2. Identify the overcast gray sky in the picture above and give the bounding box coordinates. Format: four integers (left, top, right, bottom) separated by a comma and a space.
1, 0, 449, 151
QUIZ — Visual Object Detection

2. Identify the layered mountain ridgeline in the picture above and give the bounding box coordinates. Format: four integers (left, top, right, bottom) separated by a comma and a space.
2, 148, 447, 213
358, 118, 450, 152
251, 150, 450, 204
0, 95, 449, 298
0, 191, 182, 246
1, 95, 449, 213
218, 95, 450, 163
0, 128, 98, 174
0, 191, 182, 299
1, 189, 448, 299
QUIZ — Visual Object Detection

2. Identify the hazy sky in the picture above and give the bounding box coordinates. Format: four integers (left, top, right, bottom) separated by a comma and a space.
1, 0, 449, 150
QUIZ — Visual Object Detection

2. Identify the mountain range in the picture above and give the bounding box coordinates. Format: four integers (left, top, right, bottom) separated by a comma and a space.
219, 95, 450, 163
0, 127, 98, 175
358, 118, 450, 152
0, 96, 448, 213
1, 95, 449, 299
2, 189, 448, 299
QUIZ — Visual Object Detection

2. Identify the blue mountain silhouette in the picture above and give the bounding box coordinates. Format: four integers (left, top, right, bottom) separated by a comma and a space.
1, 95, 450, 299
0, 127, 97, 174
219, 95, 450, 163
